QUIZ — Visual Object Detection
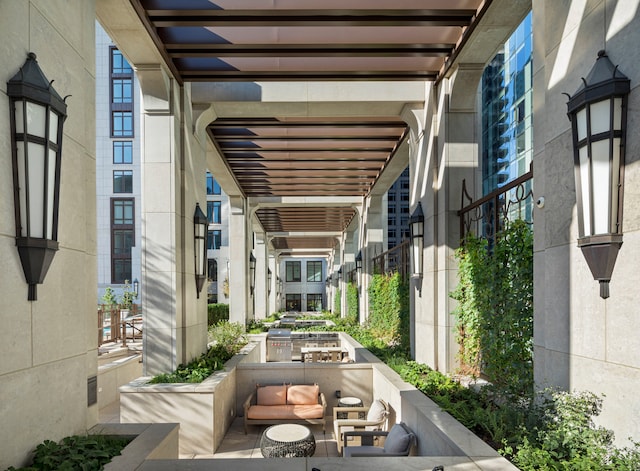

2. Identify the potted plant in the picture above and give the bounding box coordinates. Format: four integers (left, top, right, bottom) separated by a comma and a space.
119, 279, 137, 316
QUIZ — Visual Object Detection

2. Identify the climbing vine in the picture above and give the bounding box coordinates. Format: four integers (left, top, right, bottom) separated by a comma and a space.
450, 219, 534, 397
367, 272, 409, 349
333, 288, 341, 316
346, 282, 359, 323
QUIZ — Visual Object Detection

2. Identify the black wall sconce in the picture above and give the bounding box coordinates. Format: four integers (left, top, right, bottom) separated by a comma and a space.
193, 203, 208, 298
8, 53, 68, 300
249, 252, 256, 296
566, 50, 630, 299
410, 202, 425, 279
267, 268, 272, 295
355, 250, 363, 272
133, 278, 140, 298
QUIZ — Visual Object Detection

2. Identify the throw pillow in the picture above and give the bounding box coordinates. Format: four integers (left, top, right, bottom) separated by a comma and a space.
383, 423, 413, 454
287, 384, 319, 405
366, 399, 387, 423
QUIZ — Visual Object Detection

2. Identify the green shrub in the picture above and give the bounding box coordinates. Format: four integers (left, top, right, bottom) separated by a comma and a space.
207, 303, 229, 326
333, 288, 341, 316
149, 321, 246, 383
6, 435, 131, 471
346, 282, 359, 323
367, 272, 409, 351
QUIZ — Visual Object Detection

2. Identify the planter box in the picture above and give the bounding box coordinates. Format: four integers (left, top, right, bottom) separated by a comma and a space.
119, 342, 259, 456
88, 423, 179, 470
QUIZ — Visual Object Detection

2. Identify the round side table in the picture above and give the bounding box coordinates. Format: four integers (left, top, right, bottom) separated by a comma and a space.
260, 424, 316, 458
336, 396, 364, 419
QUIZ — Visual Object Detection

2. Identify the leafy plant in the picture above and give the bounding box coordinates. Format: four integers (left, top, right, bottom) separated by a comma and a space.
6, 435, 131, 471
450, 220, 534, 397
207, 303, 229, 326
366, 272, 409, 350
333, 288, 341, 316
101, 287, 117, 306
345, 282, 359, 323
149, 321, 247, 383
119, 280, 137, 309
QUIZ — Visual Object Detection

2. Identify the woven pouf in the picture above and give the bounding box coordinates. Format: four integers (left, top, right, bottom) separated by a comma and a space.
260, 424, 316, 458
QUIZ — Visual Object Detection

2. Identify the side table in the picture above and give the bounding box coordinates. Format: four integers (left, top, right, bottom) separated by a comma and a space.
260, 424, 316, 457
336, 396, 364, 419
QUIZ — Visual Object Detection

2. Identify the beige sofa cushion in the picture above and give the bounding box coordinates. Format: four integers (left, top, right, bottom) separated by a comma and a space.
257, 384, 287, 405
247, 404, 324, 420
287, 384, 319, 405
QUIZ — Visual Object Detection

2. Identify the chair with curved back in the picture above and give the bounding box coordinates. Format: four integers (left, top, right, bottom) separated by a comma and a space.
333, 398, 389, 454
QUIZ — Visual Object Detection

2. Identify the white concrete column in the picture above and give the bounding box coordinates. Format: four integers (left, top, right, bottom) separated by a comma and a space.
268, 254, 277, 315
407, 66, 482, 372
253, 231, 268, 319
138, 66, 209, 374
360, 195, 385, 320
228, 196, 248, 325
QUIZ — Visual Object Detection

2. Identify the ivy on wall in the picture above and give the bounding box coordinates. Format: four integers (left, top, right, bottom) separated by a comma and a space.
333, 288, 341, 316
346, 282, 359, 323
367, 272, 410, 350
450, 219, 534, 397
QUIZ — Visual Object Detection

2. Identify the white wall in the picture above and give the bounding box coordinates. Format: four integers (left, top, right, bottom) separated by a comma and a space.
533, 0, 640, 445
0, 1, 98, 467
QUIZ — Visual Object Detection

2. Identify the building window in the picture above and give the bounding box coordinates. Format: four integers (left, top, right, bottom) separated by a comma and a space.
111, 198, 134, 283
286, 261, 301, 282
388, 205, 396, 214
207, 201, 222, 224
286, 294, 302, 311
113, 170, 133, 193
113, 141, 133, 164
112, 111, 133, 137
207, 230, 222, 250
306, 261, 322, 282
307, 294, 323, 311
388, 192, 396, 201
207, 173, 221, 195
112, 78, 132, 104
111, 48, 132, 74
208, 259, 218, 281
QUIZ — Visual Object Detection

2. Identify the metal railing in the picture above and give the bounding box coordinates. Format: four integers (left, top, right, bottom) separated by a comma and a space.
98, 304, 142, 347
458, 166, 534, 243
372, 239, 410, 280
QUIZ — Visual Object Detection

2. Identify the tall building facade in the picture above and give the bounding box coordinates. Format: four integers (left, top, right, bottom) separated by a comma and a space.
481, 12, 533, 193
96, 23, 142, 304
205, 171, 230, 303
279, 257, 326, 312
386, 166, 410, 249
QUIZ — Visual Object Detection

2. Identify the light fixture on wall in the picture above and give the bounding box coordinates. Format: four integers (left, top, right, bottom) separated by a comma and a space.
249, 252, 256, 296
8, 52, 68, 301
410, 202, 425, 279
355, 250, 363, 271
193, 203, 208, 298
566, 50, 630, 299
267, 268, 272, 295
277, 276, 283, 295
337, 267, 342, 282
133, 278, 140, 297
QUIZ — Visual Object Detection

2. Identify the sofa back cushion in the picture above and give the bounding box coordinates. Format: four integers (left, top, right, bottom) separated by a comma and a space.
257, 384, 287, 405
287, 384, 319, 405
383, 423, 414, 454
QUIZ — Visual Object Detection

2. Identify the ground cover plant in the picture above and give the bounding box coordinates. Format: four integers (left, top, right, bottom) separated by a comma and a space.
5, 434, 131, 471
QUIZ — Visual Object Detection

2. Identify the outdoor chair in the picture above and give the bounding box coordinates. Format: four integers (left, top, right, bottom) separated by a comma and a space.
342, 422, 416, 457
333, 398, 389, 454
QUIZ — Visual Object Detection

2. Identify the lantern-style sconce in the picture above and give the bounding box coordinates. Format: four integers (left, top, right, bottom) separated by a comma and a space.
193, 203, 208, 298
249, 252, 256, 296
277, 276, 283, 295
8, 53, 68, 301
267, 268, 272, 295
133, 278, 140, 297
337, 267, 342, 282
410, 202, 425, 278
566, 50, 630, 299
325, 275, 331, 288
355, 250, 363, 272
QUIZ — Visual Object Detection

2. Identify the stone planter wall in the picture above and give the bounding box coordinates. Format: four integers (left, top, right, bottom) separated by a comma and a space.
119, 342, 259, 456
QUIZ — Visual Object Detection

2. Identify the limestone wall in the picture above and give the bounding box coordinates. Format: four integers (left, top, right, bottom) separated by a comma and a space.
0, 1, 98, 468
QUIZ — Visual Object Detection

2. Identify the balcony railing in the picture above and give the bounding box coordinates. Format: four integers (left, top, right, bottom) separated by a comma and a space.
372, 239, 410, 280
458, 166, 534, 243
